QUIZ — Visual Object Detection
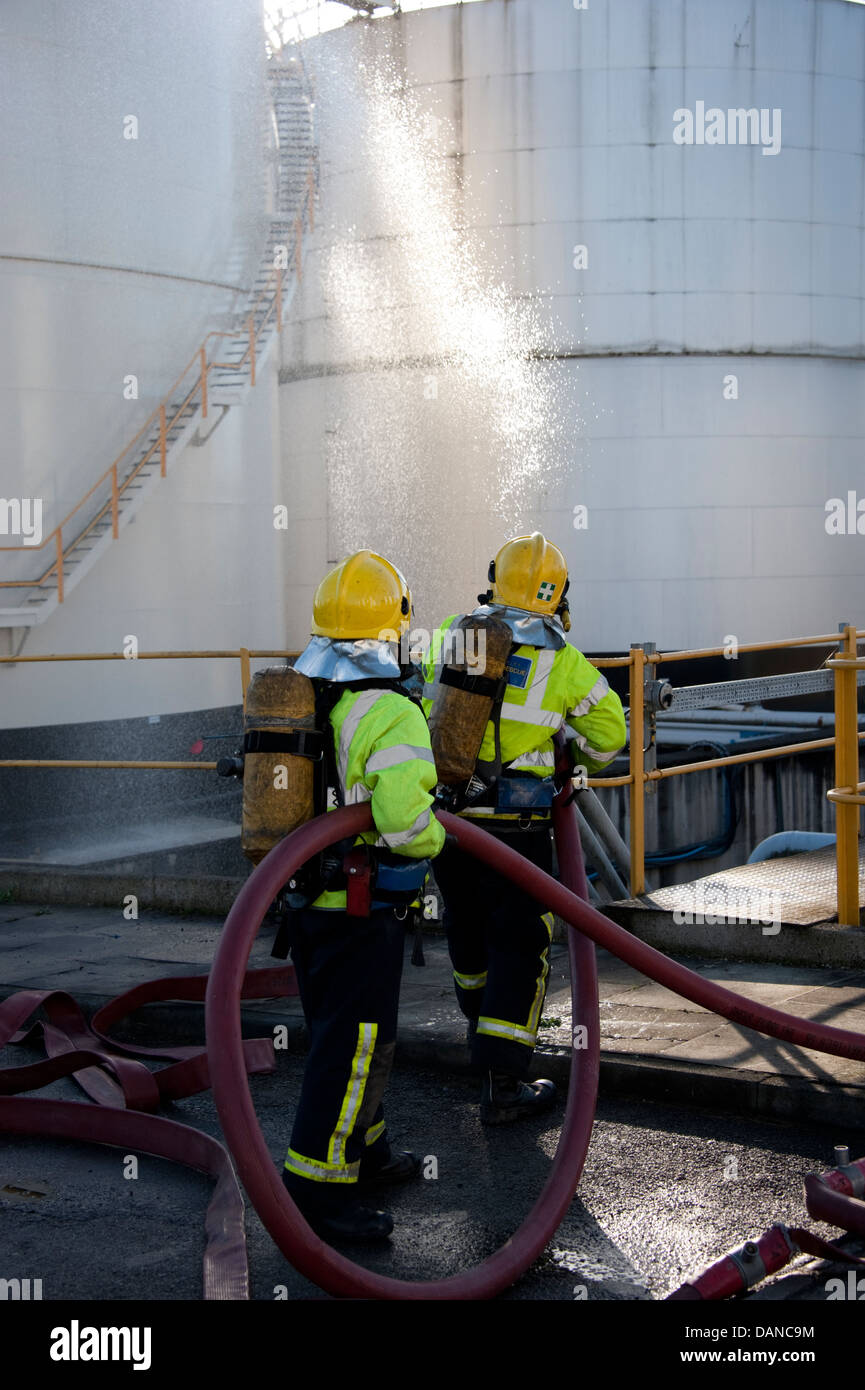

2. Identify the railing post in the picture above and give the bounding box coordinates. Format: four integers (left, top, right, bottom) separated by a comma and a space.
295, 217, 303, 282
111, 464, 119, 539
834, 622, 860, 926
55, 529, 64, 604
628, 645, 646, 895
307, 168, 315, 231
240, 648, 251, 712
276, 268, 283, 332
159, 404, 167, 477
248, 316, 256, 387
200, 347, 208, 419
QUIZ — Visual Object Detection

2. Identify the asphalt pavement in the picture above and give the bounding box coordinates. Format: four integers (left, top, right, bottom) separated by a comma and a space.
2, 899, 865, 1304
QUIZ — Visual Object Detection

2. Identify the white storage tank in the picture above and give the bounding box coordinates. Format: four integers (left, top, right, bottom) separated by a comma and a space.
0, 0, 281, 725
279, 0, 865, 652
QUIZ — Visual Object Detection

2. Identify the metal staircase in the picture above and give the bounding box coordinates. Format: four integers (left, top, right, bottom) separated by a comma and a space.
0, 58, 317, 631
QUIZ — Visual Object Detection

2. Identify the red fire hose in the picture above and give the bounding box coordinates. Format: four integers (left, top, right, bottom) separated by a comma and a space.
205, 781, 601, 1300
666, 1159, 865, 1300
0, 967, 298, 1299
5, 783, 864, 1299
205, 795, 865, 1299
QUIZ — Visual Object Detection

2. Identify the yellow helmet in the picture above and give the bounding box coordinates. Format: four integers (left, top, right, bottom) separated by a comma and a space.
489, 532, 569, 617
310, 550, 411, 641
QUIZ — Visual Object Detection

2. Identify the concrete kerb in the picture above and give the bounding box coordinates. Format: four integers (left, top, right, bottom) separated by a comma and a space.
605, 903, 865, 970
4, 981, 864, 1135
0, 867, 244, 916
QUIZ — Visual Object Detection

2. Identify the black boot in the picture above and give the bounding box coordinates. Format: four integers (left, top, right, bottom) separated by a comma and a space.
480, 1071, 557, 1126
358, 1149, 421, 1187
282, 1170, 393, 1242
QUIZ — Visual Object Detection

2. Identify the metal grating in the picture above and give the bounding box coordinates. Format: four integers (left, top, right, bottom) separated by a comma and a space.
631, 843, 865, 927
667, 667, 865, 713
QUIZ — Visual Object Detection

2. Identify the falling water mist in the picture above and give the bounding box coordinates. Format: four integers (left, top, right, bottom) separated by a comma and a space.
306, 32, 583, 623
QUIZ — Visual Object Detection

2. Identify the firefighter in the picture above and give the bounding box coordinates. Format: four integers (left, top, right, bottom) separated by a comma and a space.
281, 550, 445, 1242
423, 533, 627, 1124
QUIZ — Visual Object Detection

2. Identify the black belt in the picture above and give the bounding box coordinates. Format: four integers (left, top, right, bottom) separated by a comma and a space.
439, 667, 508, 700
242, 729, 325, 760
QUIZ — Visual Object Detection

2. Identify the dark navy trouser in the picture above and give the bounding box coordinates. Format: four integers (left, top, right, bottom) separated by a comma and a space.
284, 905, 405, 1201
434, 826, 556, 1078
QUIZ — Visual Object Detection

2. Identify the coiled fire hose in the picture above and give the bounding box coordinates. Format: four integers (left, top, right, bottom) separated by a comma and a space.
205, 776, 600, 1300
206, 787, 865, 1299
0, 967, 298, 1299
0, 774, 596, 1301
3, 777, 864, 1299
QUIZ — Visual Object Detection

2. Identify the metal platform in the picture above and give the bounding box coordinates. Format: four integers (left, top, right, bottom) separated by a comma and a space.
606, 843, 865, 969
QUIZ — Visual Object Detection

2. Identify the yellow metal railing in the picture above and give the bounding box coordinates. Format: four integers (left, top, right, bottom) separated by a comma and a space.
589, 627, 865, 923
1, 627, 863, 923
0, 167, 317, 607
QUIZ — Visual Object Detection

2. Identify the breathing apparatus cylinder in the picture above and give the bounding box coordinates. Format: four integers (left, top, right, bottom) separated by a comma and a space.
428, 615, 513, 785
240, 667, 319, 865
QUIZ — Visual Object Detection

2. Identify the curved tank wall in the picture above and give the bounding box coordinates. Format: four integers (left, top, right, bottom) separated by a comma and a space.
0, 0, 269, 531
0, 0, 286, 728
279, 0, 865, 653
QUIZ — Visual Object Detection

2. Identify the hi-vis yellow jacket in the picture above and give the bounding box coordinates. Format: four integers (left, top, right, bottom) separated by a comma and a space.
422, 614, 627, 799
312, 686, 445, 907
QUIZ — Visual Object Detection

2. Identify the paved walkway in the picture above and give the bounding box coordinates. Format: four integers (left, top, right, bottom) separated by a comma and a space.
2, 900, 864, 1129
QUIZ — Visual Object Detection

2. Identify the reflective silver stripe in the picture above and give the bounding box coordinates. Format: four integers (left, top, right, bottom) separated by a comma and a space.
345, 782, 372, 805
338, 690, 387, 793
454, 969, 487, 990
422, 682, 437, 700
284, 1149, 360, 1184
477, 1017, 537, 1047
569, 674, 610, 718
366, 744, 435, 775
500, 703, 562, 729
380, 805, 431, 849
503, 648, 556, 717
570, 733, 624, 764
329, 1021, 377, 1166
507, 748, 555, 770
365, 1119, 386, 1147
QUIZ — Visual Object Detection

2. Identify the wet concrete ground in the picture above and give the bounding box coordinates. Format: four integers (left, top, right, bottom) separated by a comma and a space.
2, 1054, 861, 1302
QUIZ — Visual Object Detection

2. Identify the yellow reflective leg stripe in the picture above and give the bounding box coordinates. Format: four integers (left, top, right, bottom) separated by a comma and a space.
526, 945, 551, 1036
477, 1016, 537, 1047
284, 1148, 360, 1184
478, 913, 554, 1048
327, 1021, 378, 1168
525, 915, 554, 1036
453, 969, 488, 990
365, 1119, 386, 1147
